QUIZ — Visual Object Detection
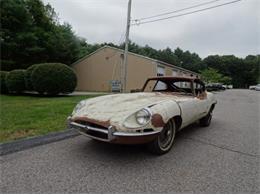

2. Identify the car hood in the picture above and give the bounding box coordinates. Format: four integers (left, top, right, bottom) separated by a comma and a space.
72, 92, 192, 124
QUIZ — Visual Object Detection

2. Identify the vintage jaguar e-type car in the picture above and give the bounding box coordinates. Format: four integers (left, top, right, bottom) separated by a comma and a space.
68, 77, 217, 154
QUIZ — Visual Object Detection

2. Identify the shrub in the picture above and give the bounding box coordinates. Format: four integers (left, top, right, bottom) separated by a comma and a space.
0, 71, 9, 94
31, 63, 77, 95
6, 70, 26, 93
25, 64, 40, 91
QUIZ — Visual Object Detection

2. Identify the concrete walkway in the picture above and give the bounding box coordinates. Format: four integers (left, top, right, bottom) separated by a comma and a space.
69, 91, 111, 96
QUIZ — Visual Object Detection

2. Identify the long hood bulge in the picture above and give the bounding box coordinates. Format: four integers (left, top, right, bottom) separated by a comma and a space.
72, 92, 192, 123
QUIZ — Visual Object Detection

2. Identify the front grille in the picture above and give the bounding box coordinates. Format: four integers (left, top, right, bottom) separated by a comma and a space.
75, 120, 107, 129
86, 130, 108, 139
74, 120, 108, 140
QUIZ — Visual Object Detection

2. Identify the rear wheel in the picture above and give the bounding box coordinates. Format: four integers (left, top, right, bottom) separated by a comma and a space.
148, 119, 176, 155
199, 106, 213, 127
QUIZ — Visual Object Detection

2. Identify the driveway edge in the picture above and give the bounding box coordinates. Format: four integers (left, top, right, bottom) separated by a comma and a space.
0, 129, 79, 156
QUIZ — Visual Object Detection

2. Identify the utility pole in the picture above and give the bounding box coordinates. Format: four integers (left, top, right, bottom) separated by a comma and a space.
121, 0, 132, 93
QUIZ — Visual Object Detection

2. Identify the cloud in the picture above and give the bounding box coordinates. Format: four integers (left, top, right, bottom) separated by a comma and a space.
42, 0, 259, 58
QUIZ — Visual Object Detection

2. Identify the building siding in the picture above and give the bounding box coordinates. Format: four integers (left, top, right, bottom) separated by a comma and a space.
72, 46, 199, 92
126, 53, 156, 91
72, 47, 120, 91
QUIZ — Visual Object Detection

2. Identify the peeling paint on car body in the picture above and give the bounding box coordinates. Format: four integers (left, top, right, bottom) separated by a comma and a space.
68, 77, 217, 144
73, 116, 111, 128
71, 92, 188, 131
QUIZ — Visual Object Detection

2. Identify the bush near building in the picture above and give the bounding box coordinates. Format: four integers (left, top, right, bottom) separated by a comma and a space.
0, 71, 9, 94
31, 63, 77, 95
2, 63, 77, 96
25, 64, 39, 91
6, 70, 26, 93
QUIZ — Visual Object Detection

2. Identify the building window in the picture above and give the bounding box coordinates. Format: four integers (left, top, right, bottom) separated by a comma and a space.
172, 70, 178, 77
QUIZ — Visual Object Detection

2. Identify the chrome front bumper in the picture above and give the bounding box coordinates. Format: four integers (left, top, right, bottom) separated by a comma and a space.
67, 118, 160, 142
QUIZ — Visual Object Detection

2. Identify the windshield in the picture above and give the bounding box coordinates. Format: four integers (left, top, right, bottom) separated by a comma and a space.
143, 79, 194, 95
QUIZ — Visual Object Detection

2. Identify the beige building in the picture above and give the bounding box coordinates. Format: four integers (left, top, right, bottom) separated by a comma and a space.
72, 46, 199, 92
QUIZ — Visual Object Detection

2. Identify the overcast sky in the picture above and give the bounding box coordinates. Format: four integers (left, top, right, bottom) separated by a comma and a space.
42, 0, 259, 58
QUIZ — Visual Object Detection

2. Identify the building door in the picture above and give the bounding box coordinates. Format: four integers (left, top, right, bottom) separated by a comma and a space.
157, 66, 165, 77
157, 66, 166, 89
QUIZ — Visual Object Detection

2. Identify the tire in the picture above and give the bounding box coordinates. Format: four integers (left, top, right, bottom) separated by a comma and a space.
199, 106, 213, 127
147, 119, 176, 155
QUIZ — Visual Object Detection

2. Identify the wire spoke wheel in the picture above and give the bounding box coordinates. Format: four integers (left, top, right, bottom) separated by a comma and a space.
148, 119, 176, 154
207, 110, 213, 123
158, 121, 174, 150
200, 106, 214, 127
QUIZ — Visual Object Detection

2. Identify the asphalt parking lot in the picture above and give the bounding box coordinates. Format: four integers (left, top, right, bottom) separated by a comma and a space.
0, 89, 259, 193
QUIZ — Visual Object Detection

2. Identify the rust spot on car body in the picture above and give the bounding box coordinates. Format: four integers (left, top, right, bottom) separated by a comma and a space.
151, 114, 165, 127
197, 91, 207, 100
72, 116, 111, 128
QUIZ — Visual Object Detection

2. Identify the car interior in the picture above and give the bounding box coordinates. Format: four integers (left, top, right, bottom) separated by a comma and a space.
143, 78, 206, 98
153, 80, 193, 94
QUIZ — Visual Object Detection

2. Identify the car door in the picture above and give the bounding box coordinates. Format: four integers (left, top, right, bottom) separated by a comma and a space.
173, 80, 199, 127
178, 97, 200, 128
193, 80, 210, 118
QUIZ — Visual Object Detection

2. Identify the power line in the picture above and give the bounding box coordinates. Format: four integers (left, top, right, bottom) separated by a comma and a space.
106, 31, 126, 59
117, 31, 127, 45
132, 0, 242, 26
134, 0, 221, 21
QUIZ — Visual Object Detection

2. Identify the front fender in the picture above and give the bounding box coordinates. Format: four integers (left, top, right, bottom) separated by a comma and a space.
149, 100, 181, 129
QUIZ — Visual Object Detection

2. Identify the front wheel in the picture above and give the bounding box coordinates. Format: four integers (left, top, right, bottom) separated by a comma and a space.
147, 119, 176, 155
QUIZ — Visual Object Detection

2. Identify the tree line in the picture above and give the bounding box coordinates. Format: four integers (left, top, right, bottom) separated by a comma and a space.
1, 0, 259, 88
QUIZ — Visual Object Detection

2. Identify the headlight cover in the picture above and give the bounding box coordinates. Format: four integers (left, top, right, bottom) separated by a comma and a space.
135, 108, 151, 125
123, 108, 152, 129
72, 100, 86, 115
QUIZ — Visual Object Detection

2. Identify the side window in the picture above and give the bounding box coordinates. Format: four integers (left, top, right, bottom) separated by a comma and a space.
172, 81, 193, 94
174, 81, 191, 89
183, 81, 191, 89
194, 82, 204, 95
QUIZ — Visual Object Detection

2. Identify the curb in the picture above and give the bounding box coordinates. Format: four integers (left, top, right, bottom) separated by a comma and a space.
0, 129, 79, 156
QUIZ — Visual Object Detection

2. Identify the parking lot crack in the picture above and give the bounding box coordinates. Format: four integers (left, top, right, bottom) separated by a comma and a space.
183, 136, 260, 158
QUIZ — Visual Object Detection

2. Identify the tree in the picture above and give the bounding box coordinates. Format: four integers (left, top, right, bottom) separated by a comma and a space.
202, 55, 259, 88
243, 55, 260, 86
1, 0, 257, 88
0, 0, 81, 70
157, 47, 178, 65
200, 68, 231, 84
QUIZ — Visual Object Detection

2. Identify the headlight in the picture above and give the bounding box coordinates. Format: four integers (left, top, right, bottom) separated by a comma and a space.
135, 108, 151, 125
123, 108, 152, 129
72, 100, 86, 115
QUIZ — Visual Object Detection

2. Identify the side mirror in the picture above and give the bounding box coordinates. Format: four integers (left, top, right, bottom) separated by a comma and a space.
202, 85, 206, 92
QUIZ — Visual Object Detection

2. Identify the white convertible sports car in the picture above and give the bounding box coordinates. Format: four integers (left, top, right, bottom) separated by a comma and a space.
68, 77, 217, 154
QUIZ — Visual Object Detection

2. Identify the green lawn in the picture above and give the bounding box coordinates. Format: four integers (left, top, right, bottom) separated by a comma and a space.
0, 94, 101, 143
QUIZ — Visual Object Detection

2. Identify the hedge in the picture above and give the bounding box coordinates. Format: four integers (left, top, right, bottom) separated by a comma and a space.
0, 71, 9, 94
31, 63, 77, 95
6, 70, 26, 93
25, 64, 40, 91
